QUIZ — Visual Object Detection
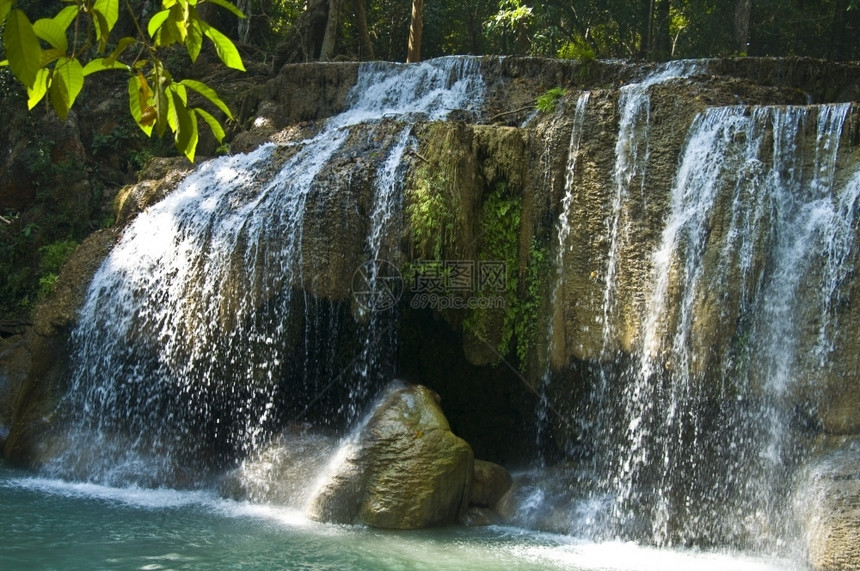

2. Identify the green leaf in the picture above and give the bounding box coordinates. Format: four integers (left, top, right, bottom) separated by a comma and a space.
147, 9, 171, 38
40, 48, 65, 67
55, 57, 84, 109
83, 57, 130, 76
128, 74, 154, 136
201, 22, 245, 71
26, 68, 50, 109
105, 36, 138, 65
5, 9, 42, 88
185, 14, 203, 61
33, 19, 67, 51
157, 3, 187, 45
93, 0, 119, 31
53, 5, 79, 30
154, 13, 183, 47
0, 0, 12, 25
92, 9, 110, 52
33, 6, 78, 52
205, 0, 246, 19
49, 68, 70, 119
171, 89, 198, 161
175, 82, 188, 103
180, 78, 233, 119
154, 77, 170, 137
195, 107, 226, 143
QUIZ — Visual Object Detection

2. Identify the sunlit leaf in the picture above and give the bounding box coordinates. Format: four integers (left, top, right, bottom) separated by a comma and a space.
26, 68, 50, 109
93, 0, 119, 32
173, 82, 188, 104
5, 9, 42, 88
92, 9, 110, 52
83, 57, 130, 76
55, 57, 84, 110
168, 3, 187, 43
166, 84, 179, 131
180, 78, 233, 118
171, 89, 198, 161
33, 5, 77, 52
206, 0, 245, 19
147, 9, 171, 38
49, 68, 70, 119
185, 13, 203, 61
105, 37, 138, 65
201, 22, 245, 71
154, 16, 183, 47
194, 107, 226, 143
53, 5, 79, 30
0, 0, 13, 25
40, 48, 65, 67
128, 74, 154, 135
33, 19, 68, 51
154, 76, 170, 137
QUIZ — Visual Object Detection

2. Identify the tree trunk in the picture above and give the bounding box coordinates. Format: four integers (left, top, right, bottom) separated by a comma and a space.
407, 0, 423, 63
319, 0, 341, 61
236, 0, 252, 43
654, 0, 671, 60
273, 0, 329, 68
734, 0, 752, 54
468, 7, 482, 54
639, 0, 654, 59
352, 0, 375, 60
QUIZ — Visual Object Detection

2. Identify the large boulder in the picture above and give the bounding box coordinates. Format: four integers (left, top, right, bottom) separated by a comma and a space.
799, 440, 860, 571
470, 459, 512, 508
307, 383, 474, 529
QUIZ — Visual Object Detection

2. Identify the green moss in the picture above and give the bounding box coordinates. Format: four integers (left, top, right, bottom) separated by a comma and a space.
406, 163, 457, 261
463, 181, 521, 357
516, 238, 550, 366
36, 239, 78, 298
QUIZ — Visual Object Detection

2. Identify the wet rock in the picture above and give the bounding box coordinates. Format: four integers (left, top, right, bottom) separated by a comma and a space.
307, 383, 474, 529
470, 459, 512, 509
460, 506, 504, 527
799, 440, 860, 571
3, 230, 116, 466
113, 158, 197, 226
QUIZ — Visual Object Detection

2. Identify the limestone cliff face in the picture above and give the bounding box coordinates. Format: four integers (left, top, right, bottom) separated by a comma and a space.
1, 55, 859, 565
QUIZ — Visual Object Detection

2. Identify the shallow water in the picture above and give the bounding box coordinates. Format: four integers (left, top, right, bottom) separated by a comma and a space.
0, 461, 798, 571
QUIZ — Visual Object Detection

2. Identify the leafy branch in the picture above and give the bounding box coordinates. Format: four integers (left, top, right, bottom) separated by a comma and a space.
0, 0, 245, 161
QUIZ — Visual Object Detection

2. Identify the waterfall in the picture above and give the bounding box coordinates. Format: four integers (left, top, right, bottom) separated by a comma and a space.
600, 61, 705, 355
348, 126, 413, 417
17, 54, 858, 564
48, 57, 485, 486
536, 91, 590, 460
584, 102, 857, 551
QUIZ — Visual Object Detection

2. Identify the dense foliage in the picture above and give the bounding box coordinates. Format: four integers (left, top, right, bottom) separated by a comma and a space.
1, 0, 244, 162
330, 0, 859, 61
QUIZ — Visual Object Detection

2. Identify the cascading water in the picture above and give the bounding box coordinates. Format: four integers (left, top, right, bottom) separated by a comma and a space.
577, 101, 859, 552
47, 57, 485, 486
536, 91, 590, 463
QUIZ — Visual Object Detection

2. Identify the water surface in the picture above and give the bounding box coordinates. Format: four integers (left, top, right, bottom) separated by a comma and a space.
0, 461, 796, 570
